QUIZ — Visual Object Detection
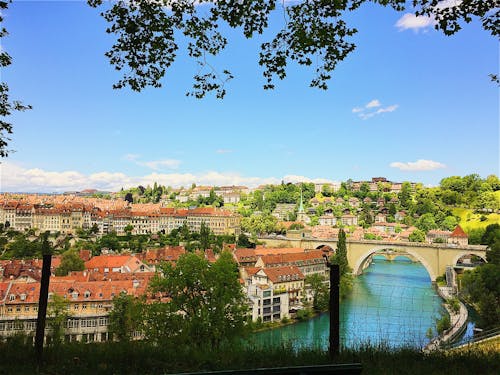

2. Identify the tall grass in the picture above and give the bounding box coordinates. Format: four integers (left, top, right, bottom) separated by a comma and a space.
0, 338, 498, 375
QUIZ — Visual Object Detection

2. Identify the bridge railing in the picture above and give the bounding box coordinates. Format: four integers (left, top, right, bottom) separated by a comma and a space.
441, 326, 500, 350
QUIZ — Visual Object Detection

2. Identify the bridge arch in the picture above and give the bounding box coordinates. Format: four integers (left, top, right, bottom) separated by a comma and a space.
452, 251, 487, 267
352, 246, 437, 281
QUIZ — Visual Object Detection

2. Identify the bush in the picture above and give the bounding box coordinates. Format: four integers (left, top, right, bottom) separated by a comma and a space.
295, 308, 313, 321
447, 298, 460, 314
436, 314, 451, 334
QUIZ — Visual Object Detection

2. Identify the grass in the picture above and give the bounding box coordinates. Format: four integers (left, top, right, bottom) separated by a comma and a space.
452, 208, 500, 232
0, 338, 499, 375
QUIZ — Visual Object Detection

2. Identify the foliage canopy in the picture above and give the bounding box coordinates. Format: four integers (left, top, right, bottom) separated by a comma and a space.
88, 0, 499, 98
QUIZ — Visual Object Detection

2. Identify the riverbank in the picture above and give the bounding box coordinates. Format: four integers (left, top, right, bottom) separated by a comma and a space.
250, 309, 324, 333
425, 286, 468, 351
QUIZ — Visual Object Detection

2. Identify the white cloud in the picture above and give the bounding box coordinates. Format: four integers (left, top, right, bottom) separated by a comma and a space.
216, 149, 233, 154
0, 162, 338, 192
395, 1, 462, 32
353, 100, 398, 120
376, 104, 399, 114
395, 13, 435, 31
389, 159, 447, 171
366, 99, 381, 108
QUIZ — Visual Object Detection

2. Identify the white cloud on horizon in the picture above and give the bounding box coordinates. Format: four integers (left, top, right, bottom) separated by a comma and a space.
0, 162, 338, 193
390, 159, 446, 171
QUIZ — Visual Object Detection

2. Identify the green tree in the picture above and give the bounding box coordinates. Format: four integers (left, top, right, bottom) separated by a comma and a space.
55, 249, 85, 276
416, 213, 438, 232
305, 274, 329, 311
482, 224, 500, 248
236, 233, 253, 248
330, 229, 353, 299
485, 235, 500, 265
0, 0, 32, 157
150, 251, 247, 348
108, 292, 144, 342
461, 260, 500, 329
331, 229, 350, 277
47, 294, 70, 346
87, 0, 498, 99
199, 221, 211, 250
441, 216, 458, 231
399, 182, 413, 210
98, 231, 121, 253
409, 229, 425, 243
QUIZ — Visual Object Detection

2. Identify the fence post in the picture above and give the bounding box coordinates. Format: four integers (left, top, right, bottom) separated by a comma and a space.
328, 261, 340, 359
35, 234, 52, 366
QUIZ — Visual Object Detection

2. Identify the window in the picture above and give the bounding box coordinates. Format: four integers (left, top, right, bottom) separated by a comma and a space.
9, 294, 15, 301
74, 304, 79, 310
273, 297, 280, 304
263, 299, 271, 306
25, 306, 30, 312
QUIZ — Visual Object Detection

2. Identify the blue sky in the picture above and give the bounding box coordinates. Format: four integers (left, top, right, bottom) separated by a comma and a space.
1, 1, 498, 192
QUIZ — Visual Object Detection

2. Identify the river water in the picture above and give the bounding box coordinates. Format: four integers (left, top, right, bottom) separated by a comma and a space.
250, 256, 445, 349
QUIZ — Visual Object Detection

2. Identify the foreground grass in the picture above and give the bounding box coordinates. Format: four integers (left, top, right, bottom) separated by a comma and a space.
0, 339, 499, 375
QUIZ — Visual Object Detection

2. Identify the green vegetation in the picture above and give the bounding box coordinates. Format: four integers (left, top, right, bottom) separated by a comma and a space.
436, 314, 451, 334
55, 249, 85, 276
446, 298, 461, 314
146, 251, 248, 348
453, 207, 500, 236
1, 339, 499, 375
47, 294, 70, 347
108, 293, 143, 342
330, 229, 353, 299
460, 233, 500, 329
305, 274, 329, 311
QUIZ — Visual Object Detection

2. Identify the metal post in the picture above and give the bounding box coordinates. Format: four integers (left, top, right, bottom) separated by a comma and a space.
329, 263, 340, 359
35, 235, 52, 366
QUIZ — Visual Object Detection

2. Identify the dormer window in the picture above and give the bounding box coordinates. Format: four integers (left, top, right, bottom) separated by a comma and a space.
20, 294, 26, 301
9, 294, 15, 301
72, 291, 79, 299
84, 291, 91, 298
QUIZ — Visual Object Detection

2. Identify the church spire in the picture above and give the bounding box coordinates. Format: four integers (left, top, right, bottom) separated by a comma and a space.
298, 186, 304, 213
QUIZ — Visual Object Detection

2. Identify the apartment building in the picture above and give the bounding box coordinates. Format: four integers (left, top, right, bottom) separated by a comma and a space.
0, 198, 240, 236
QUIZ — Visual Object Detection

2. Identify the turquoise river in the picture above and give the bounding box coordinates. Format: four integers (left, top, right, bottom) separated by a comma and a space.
249, 256, 446, 349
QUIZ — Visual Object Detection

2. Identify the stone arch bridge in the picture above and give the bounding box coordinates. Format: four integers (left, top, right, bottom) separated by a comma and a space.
258, 236, 488, 282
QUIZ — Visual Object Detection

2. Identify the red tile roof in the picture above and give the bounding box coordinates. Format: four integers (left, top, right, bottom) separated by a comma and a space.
262, 266, 304, 283
451, 225, 468, 238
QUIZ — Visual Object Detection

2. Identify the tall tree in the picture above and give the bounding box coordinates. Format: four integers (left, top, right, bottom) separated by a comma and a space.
331, 228, 353, 298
